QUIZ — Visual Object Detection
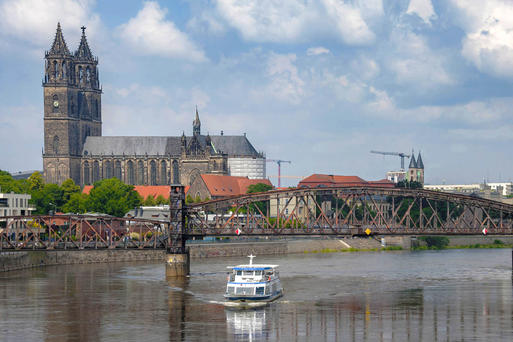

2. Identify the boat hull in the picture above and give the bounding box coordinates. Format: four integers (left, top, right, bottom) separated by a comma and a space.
224, 290, 283, 303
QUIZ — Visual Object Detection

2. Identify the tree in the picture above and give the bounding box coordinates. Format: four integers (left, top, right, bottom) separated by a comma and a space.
31, 183, 64, 214
186, 194, 194, 204
247, 183, 273, 194
61, 178, 80, 203
155, 194, 168, 205
246, 182, 273, 215
86, 178, 142, 217
62, 193, 88, 214
28, 171, 45, 192
143, 195, 156, 206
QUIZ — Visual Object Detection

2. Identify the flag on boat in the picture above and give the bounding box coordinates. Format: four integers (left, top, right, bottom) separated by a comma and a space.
235, 228, 241, 235
482, 227, 488, 235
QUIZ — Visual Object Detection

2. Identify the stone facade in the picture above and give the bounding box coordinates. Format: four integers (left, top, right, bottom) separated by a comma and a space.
43, 24, 263, 187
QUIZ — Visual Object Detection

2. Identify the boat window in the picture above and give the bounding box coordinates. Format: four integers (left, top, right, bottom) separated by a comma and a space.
227, 287, 235, 294
255, 270, 262, 276
236, 270, 242, 276
236, 287, 254, 295
256, 287, 264, 295
243, 271, 254, 276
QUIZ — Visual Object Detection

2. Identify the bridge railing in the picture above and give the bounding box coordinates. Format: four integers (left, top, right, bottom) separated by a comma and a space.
0, 215, 170, 250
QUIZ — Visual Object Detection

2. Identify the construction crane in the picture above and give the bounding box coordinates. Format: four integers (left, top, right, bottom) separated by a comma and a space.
370, 150, 411, 170
266, 159, 291, 188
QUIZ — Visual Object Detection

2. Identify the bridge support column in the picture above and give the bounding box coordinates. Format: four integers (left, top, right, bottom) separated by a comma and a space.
167, 184, 189, 277
166, 250, 190, 277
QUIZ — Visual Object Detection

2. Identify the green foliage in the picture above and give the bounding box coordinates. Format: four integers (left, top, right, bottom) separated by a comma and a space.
86, 178, 141, 217
396, 180, 423, 189
61, 192, 88, 214
194, 195, 202, 203
186, 194, 194, 204
155, 194, 168, 205
61, 178, 80, 203
247, 183, 273, 193
418, 236, 450, 249
143, 195, 156, 206
246, 183, 273, 215
28, 172, 45, 192
493, 239, 504, 245
0, 170, 30, 194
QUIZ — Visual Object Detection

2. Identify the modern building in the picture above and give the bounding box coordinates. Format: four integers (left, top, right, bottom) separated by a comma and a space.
42, 24, 264, 187
386, 170, 406, 184
0, 189, 34, 217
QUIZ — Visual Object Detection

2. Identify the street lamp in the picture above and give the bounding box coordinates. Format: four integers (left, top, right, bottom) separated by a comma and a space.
49, 202, 56, 215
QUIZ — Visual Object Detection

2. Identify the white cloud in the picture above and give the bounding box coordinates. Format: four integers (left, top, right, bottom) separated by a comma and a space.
406, 0, 437, 24
306, 46, 330, 56
215, 0, 377, 45
385, 30, 453, 89
321, 0, 376, 44
265, 53, 305, 104
449, 126, 513, 142
118, 1, 206, 62
450, 0, 513, 78
0, 0, 100, 50
365, 87, 512, 124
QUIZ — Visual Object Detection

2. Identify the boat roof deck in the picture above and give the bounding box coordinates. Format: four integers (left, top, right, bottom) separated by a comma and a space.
228, 264, 279, 270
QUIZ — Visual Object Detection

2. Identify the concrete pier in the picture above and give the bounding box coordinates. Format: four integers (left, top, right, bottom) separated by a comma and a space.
165, 252, 190, 277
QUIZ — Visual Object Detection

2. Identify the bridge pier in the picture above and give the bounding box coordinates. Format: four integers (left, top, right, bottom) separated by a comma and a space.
167, 184, 189, 277
165, 251, 190, 277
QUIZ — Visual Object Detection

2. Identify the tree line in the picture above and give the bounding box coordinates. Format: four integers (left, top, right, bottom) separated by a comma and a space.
0, 170, 169, 217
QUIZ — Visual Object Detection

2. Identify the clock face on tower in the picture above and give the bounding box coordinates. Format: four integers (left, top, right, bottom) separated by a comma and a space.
53, 100, 59, 108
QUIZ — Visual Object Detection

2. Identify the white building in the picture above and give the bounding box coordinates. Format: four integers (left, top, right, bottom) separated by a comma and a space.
386, 170, 406, 183
424, 184, 483, 194
228, 157, 266, 179
0, 189, 34, 217
486, 183, 512, 196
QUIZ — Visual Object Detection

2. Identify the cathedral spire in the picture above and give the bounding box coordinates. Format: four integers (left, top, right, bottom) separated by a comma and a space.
75, 26, 94, 60
193, 106, 201, 136
48, 22, 71, 56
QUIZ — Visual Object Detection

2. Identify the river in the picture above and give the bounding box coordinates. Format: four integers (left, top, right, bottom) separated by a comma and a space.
1, 249, 512, 341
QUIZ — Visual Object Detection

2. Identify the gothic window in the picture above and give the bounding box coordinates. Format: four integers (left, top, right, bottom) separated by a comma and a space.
172, 160, 179, 184
95, 99, 99, 119
115, 161, 122, 180
137, 160, 145, 184
93, 161, 100, 183
62, 61, 66, 79
71, 100, 75, 115
127, 161, 135, 185
79, 66, 83, 84
160, 160, 167, 185
86, 66, 91, 83
84, 162, 90, 185
53, 135, 59, 154
213, 160, 217, 170
189, 169, 200, 185
150, 161, 157, 185
105, 160, 113, 179
53, 61, 58, 80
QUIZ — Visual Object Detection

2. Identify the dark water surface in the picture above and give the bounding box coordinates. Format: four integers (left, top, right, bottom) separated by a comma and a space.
1, 249, 512, 341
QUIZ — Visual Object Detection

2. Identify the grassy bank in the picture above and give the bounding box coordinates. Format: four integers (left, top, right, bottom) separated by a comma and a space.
305, 246, 403, 254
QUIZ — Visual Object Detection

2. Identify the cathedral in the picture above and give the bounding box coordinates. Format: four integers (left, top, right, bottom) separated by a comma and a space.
43, 24, 265, 187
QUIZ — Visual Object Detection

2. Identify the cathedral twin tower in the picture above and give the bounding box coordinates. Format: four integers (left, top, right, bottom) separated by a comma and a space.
43, 24, 265, 187
43, 23, 101, 185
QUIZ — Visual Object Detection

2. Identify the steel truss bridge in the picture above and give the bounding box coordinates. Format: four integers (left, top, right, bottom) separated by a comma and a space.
2, 187, 513, 251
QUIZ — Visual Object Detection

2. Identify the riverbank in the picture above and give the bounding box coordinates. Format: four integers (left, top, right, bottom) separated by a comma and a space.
2, 235, 512, 272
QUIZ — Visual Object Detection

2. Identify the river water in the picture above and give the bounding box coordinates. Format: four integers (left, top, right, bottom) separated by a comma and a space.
1, 249, 512, 341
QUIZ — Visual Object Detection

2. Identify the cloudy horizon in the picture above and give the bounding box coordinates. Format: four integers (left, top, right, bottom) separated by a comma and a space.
1, 0, 512, 186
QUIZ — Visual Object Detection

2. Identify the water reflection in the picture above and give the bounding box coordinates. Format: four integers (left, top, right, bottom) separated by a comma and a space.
225, 308, 268, 341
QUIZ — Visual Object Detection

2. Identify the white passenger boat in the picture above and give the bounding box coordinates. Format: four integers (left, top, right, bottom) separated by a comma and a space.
225, 255, 283, 303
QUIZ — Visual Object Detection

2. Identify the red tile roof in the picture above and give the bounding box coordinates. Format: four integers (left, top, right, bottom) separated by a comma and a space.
298, 174, 394, 188
200, 174, 272, 197
83, 185, 172, 199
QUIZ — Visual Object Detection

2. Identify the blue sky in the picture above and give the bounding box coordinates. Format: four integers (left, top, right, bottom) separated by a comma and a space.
1, 0, 513, 186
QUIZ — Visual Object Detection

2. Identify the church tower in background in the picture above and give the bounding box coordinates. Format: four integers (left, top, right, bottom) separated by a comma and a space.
43, 24, 102, 185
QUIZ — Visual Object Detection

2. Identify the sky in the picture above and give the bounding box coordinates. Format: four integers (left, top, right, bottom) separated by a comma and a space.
1, 0, 513, 187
